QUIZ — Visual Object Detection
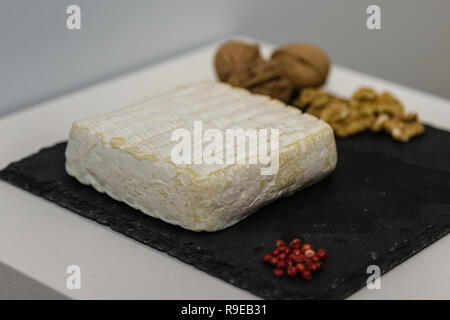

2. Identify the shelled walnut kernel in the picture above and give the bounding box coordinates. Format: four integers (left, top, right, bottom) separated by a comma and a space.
293, 87, 424, 142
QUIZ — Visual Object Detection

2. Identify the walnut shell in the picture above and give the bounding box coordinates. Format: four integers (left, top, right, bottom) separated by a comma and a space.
214, 41, 262, 82
271, 43, 330, 89
250, 77, 293, 104
226, 60, 294, 103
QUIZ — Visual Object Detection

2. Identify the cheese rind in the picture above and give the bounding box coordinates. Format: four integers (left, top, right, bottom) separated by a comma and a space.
65, 81, 337, 232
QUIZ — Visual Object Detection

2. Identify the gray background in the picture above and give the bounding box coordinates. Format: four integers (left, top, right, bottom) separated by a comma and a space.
1, 0, 449, 117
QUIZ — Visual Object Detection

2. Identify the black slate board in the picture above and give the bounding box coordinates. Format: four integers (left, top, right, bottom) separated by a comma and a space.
1, 125, 449, 299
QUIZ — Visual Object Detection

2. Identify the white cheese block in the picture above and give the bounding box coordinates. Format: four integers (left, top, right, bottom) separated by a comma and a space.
65, 81, 337, 232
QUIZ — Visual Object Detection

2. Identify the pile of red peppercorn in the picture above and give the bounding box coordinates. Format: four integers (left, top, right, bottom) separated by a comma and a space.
262, 238, 328, 280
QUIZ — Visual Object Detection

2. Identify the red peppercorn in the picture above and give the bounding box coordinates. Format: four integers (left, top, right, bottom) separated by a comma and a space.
301, 270, 312, 281
276, 239, 286, 248
292, 255, 302, 264
287, 265, 298, 277
310, 263, 319, 273
289, 238, 302, 249
276, 259, 287, 270
316, 249, 328, 261
273, 268, 285, 277
262, 254, 272, 263
263, 238, 327, 280
269, 256, 278, 266
296, 263, 306, 272
280, 246, 291, 254
272, 248, 281, 256
305, 249, 315, 258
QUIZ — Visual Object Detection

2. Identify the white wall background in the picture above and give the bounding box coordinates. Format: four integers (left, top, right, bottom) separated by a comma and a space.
1, 0, 449, 117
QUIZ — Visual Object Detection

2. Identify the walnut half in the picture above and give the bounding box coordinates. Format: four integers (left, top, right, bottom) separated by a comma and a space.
382, 113, 425, 142
293, 87, 425, 142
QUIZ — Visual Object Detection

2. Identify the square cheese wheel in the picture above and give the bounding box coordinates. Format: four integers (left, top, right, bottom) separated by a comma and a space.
66, 81, 337, 231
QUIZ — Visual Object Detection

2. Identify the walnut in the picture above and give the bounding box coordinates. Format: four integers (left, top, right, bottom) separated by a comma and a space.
332, 109, 375, 138
227, 60, 294, 103
293, 88, 322, 110
293, 88, 343, 118
292, 86, 424, 142
271, 43, 330, 89
351, 88, 404, 117
214, 41, 262, 82
306, 92, 333, 118
382, 113, 425, 142
371, 113, 389, 132
321, 103, 375, 138
250, 77, 293, 104
377, 92, 404, 117
320, 101, 350, 123
351, 87, 378, 101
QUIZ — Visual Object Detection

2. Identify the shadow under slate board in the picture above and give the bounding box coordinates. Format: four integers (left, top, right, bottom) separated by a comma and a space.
1, 125, 449, 299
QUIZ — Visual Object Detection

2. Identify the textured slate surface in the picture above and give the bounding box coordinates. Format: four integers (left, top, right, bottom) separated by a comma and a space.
1, 125, 449, 299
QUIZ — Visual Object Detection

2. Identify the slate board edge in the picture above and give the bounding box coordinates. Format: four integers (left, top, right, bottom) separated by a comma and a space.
1, 142, 449, 300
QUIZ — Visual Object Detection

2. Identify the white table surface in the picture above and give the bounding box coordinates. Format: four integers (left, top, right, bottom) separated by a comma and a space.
1, 37, 450, 300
